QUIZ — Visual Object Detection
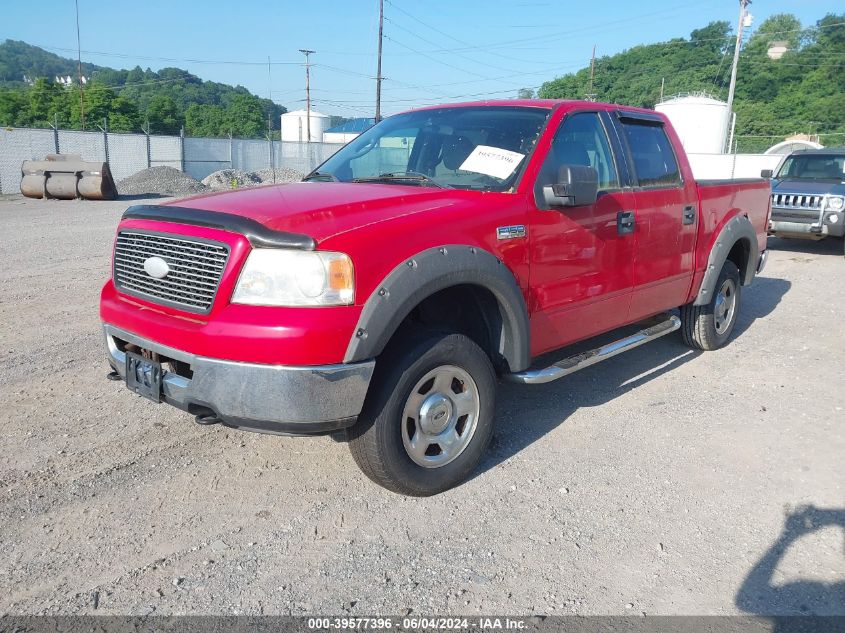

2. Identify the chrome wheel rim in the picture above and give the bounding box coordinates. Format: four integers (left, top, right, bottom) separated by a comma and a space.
401, 365, 480, 469
714, 278, 737, 335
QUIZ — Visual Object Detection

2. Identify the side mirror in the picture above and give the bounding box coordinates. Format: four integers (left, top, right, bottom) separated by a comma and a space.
541, 165, 599, 208
761, 169, 773, 179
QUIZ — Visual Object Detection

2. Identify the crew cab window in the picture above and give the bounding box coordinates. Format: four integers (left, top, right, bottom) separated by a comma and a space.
620, 121, 682, 188
537, 112, 619, 191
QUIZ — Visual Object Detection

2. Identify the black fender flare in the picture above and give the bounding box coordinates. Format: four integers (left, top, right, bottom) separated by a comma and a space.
693, 214, 759, 306
344, 245, 531, 372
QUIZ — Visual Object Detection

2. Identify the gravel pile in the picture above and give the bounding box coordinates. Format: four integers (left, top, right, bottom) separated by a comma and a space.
117, 166, 208, 197
201, 169, 262, 190
200, 167, 305, 191
253, 167, 305, 184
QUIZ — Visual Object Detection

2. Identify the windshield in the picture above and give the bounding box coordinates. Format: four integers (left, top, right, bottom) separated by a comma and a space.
776, 154, 845, 182
310, 106, 551, 191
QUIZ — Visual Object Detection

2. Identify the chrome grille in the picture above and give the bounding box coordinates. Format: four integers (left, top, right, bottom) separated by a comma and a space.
770, 192, 824, 225
771, 193, 823, 210
113, 231, 229, 313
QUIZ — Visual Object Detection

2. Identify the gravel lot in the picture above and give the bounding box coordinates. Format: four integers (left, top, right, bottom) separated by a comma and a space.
0, 194, 842, 617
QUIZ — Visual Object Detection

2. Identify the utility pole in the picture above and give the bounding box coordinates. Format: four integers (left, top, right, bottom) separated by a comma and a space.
724, 0, 751, 153
375, 0, 384, 122
74, 0, 85, 130
585, 45, 596, 101
267, 56, 276, 183
660, 77, 665, 103
299, 49, 315, 142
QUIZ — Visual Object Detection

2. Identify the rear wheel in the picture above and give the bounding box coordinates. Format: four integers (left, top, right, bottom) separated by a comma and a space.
680, 259, 742, 351
347, 330, 496, 496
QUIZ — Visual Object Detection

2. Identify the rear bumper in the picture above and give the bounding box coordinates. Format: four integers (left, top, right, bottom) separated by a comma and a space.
103, 323, 374, 435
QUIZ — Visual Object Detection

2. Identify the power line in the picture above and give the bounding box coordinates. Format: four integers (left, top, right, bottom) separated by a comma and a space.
384, 36, 493, 79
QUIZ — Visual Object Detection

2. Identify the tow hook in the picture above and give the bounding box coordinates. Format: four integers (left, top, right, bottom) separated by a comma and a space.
106, 370, 121, 382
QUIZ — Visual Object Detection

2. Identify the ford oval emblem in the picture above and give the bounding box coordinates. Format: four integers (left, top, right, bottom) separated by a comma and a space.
143, 256, 170, 279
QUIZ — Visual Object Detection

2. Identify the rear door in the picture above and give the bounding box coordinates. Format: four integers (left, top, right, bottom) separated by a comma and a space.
614, 112, 698, 321
528, 110, 637, 355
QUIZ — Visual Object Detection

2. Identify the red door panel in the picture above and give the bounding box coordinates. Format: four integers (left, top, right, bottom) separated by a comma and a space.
629, 185, 697, 320
529, 191, 635, 356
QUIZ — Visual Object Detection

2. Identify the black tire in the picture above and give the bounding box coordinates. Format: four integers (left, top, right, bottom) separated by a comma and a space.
346, 330, 496, 496
680, 259, 742, 351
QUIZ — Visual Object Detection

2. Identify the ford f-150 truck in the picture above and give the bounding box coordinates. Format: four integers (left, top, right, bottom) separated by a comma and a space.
768, 147, 845, 242
101, 100, 771, 495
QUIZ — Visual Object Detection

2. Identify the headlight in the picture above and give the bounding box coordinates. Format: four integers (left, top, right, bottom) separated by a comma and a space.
232, 249, 354, 306
827, 196, 844, 211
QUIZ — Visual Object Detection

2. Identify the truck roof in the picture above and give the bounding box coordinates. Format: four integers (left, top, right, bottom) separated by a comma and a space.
788, 146, 845, 156
402, 99, 658, 116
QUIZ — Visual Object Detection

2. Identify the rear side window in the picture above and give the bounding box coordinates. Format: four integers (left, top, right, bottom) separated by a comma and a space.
620, 121, 682, 188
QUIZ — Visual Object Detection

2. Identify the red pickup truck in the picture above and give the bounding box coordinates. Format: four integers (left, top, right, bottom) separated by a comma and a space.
102, 100, 771, 495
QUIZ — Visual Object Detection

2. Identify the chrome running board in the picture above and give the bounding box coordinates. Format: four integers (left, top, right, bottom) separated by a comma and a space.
506, 314, 681, 385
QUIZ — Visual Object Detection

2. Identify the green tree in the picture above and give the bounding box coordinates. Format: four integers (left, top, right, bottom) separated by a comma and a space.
146, 94, 181, 135
185, 103, 225, 136
23, 77, 64, 126
223, 94, 265, 138
0, 88, 27, 125
108, 95, 140, 132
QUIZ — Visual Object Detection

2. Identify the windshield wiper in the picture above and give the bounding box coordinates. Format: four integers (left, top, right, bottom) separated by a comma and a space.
302, 171, 339, 182
353, 171, 448, 188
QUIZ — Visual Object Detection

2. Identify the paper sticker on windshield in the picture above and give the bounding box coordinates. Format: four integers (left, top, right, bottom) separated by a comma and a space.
459, 145, 525, 180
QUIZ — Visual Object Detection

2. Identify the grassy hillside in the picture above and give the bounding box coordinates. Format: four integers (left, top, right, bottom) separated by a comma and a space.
537, 13, 845, 151
0, 40, 286, 138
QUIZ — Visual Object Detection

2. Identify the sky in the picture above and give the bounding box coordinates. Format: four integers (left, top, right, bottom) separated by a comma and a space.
2, 0, 843, 118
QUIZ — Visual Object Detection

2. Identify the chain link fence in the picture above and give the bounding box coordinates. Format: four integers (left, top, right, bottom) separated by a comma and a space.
0, 126, 345, 194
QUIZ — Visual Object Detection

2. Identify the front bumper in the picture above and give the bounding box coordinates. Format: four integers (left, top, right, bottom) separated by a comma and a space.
104, 324, 375, 435
769, 206, 845, 239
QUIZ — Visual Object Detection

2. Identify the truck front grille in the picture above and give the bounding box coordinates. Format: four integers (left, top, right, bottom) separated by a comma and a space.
771, 193, 823, 210
113, 231, 230, 313
770, 192, 823, 225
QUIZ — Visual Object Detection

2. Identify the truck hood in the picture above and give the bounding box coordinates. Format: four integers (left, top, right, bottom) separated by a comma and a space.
166, 181, 470, 244
772, 179, 845, 195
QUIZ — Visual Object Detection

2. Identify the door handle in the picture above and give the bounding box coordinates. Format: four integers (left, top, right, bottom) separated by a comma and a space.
682, 205, 696, 225
617, 210, 635, 235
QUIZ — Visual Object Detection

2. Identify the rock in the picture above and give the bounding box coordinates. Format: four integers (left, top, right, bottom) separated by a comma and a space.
210, 539, 229, 552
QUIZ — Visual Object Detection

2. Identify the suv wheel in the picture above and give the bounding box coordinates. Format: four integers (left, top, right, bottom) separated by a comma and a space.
680, 259, 742, 351
347, 330, 496, 496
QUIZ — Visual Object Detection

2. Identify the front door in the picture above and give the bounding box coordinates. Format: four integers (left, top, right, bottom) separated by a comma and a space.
528, 111, 637, 356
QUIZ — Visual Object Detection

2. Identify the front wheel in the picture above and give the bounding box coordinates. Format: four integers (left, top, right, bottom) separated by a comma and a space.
680, 259, 742, 351
347, 330, 496, 496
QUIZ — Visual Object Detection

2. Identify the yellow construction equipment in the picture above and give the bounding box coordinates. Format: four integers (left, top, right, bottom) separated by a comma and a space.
20, 154, 118, 200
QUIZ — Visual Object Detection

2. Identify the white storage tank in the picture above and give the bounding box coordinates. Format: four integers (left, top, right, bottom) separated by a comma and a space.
281, 109, 330, 143
655, 94, 729, 154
